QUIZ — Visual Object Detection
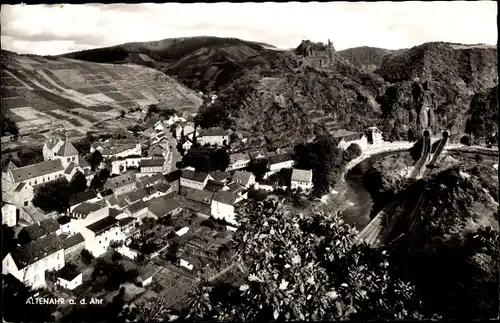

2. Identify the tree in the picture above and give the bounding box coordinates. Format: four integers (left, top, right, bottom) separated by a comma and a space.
345, 143, 362, 161
32, 178, 71, 213
2, 224, 17, 255
247, 158, 269, 181
1, 114, 19, 137
294, 135, 346, 196
120, 110, 126, 118
185, 281, 216, 320
189, 200, 423, 321
88, 150, 103, 171
127, 295, 178, 322
165, 241, 179, 263
70, 171, 87, 194
90, 175, 104, 190
474, 153, 484, 163
16, 146, 44, 166
183, 146, 230, 173
81, 249, 94, 265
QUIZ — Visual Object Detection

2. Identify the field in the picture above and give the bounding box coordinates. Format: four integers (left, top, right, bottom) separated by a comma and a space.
1, 51, 203, 146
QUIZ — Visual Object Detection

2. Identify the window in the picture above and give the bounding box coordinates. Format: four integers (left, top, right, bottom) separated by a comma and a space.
99, 240, 101, 244
72, 157, 75, 161
24, 201, 28, 207
67, 158, 70, 162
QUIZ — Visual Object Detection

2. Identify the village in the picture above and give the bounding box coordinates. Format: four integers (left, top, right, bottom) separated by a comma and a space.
1, 105, 384, 318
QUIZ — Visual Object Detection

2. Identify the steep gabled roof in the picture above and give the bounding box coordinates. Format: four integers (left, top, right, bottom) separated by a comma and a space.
213, 191, 240, 206
104, 172, 136, 190
11, 233, 63, 269
232, 171, 254, 186
39, 218, 60, 234
268, 153, 294, 165
148, 196, 181, 217
186, 189, 215, 204
139, 158, 165, 168
181, 170, 210, 183
61, 233, 85, 249
86, 216, 118, 234
72, 202, 105, 216
291, 169, 313, 183
69, 190, 98, 207
125, 187, 148, 203
78, 155, 90, 168
55, 140, 79, 157
127, 200, 148, 214
10, 159, 64, 183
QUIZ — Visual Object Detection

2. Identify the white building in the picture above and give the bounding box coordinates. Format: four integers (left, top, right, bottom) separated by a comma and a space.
331, 129, 369, 151
180, 170, 213, 190
268, 153, 295, 172
226, 153, 251, 171
91, 141, 142, 159
197, 127, 230, 146
110, 157, 143, 175
2, 233, 65, 289
56, 266, 83, 290
2, 202, 17, 227
290, 169, 313, 192
231, 171, 256, 189
79, 216, 122, 258
211, 191, 244, 226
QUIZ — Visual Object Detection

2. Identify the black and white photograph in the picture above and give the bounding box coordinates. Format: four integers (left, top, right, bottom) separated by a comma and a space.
1, 1, 498, 322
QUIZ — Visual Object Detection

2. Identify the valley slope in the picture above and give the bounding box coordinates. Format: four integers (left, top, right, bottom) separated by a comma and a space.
1, 49, 202, 148
19, 38, 500, 148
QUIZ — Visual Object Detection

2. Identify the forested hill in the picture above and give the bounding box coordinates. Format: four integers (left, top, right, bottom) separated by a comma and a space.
59, 38, 497, 146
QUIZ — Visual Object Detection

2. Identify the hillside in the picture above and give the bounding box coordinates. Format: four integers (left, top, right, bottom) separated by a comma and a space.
46, 38, 500, 146
59, 37, 282, 93
374, 42, 497, 139
0, 50, 202, 147
337, 46, 408, 72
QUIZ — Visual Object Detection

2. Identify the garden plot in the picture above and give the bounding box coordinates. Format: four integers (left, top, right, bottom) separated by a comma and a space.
84, 93, 117, 104
49, 109, 92, 127
14, 56, 42, 65
11, 107, 39, 120
2, 77, 25, 88
73, 107, 108, 122
103, 91, 131, 102
50, 69, 88, 88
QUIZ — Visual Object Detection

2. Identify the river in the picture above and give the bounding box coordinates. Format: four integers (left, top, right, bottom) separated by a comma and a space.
340, 151, 412, 231
340, 149, 498, 231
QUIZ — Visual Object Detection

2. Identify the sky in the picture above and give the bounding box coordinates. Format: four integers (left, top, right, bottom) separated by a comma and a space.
0, 2, 497, 56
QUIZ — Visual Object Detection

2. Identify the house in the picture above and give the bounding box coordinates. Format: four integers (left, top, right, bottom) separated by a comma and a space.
107, 195, 128, 209
118, 218, 136, 238
91, 141, 142, 159
110, 156, 142, 175
117, 244, 139, 259
204, 179, 229, 193
103, 172, 137, 196
2, 233, 65, 289
2, 202, 16, 227
60, 233, 86, 257
231, 171, 256, 188
290, 169, 313, 192
42, 138, 80, 168
18, 218, 61, 245
71, 202, 108, 220
80, 216, 122, 258
180, 170, 213, 190
186, 189, 215, 205
331, 129, 369, 151
136, 264, 162, 287
211, 191, 244, 226
2, 159, 66, 206
248, 150, 266, 160
365, 126, 384, 145
69, 190, 100, 212
176, 227, 190, 236
139, 158, 166, 175
268, 153, 295, 172
109, 207, 128, 220
152, 182, 172, 197
56, 265, 82, 290
98, 188, 114, 200
226, 153, 251, 171
125, 187, 149, 204
57, 216, 74, 235
197, 127, 230, 146
210, 171, 231, 183
137, 173, 166, 188
148, 196, 182, 219
126, 200, 149, 221
257, 179, 276, 192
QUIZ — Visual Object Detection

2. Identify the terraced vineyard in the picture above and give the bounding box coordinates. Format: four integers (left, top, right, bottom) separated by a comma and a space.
0, 50, 203, 144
